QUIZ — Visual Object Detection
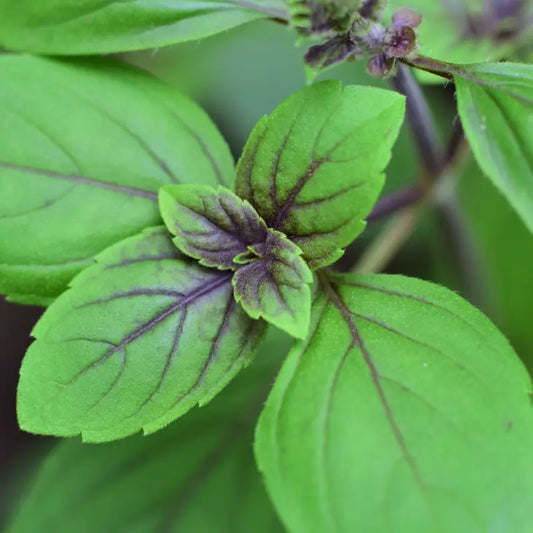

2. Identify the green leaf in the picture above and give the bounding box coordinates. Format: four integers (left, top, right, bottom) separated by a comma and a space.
256, 273, 533, 532
0, 55, 233, 305
0, 0, 289, 55
17, 227, 264, 442
454, 62, 533, 233
159, 184, 269, 270
235, 81, 405, 269
233, 231, 313, 339
9, 330, 287, 533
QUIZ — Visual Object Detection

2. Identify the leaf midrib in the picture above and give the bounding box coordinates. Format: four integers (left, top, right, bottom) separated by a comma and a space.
0, 161, 158, 200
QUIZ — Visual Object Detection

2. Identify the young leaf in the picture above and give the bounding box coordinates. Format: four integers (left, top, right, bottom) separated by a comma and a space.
17, 227, 264, 442
233, 231, 313, 339
0, 0, 289, 55
235, 81, 405, 269
454, 62, 533, 233
9, 331, 287, 533
0, 55, 233, 305
256, 273, 533, 532
159, 184, 268, 270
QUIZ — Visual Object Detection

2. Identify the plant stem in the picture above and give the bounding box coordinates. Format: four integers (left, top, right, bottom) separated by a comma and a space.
354, 205, 423, 273
435, 175, 487, 307
366, 184, 424, 222
390, 64, 444, 177
353, 67, 469, 274
400, 55, 456, 80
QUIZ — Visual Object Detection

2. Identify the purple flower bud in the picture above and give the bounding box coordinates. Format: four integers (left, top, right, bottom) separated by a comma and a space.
386, 25, 417, 57
366, 53, 394, 77
391, 7, 422, 29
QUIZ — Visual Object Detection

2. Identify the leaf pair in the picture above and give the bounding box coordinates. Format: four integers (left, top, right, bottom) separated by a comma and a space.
159, 184, 313, 339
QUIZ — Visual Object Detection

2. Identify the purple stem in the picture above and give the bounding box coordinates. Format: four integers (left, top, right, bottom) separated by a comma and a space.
366, 184, 424, 222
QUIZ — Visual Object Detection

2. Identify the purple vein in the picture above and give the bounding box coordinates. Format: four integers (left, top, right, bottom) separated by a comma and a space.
165, 107, 227, 185
0, 161, 157, 200
105, 252, 179, 269
0, 185, 76, 220
351, 312, 490, 389
132, 310, 188, 415
340, 279, 495, 346
2, 103, 83, 173
321, 276, 426, 492
269, 127, 293, 214
48, 75, 181, 185
63, 273, 231, 385
73, 288, 186, 310
172, 297, 236, 409
378, 375, 469, 440
291, 181, 364, 209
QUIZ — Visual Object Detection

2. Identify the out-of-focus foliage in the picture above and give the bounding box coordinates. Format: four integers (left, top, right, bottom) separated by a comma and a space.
459, 157, 533, 371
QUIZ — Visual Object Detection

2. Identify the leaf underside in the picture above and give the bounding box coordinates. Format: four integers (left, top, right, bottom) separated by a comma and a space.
0, 55, 233, 304
454, 62, 533, 233
0, 0, 289, 55
159, 184, 268, 270
235, 80, 405, 269
17, 227, 264, 442
256, 273, 533, 533
9, 331, 288, 533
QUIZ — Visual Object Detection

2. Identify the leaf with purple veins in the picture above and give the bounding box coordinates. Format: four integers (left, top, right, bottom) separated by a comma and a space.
159, 184, 269, 270
233, 230, 313, 339
17, 227, 265, 442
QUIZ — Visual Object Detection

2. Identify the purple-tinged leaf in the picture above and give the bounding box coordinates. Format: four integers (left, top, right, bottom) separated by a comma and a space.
235, 81, 405, 269
159, 184, 268, 270
233, 231, 312, 339
17, 227, 265, 442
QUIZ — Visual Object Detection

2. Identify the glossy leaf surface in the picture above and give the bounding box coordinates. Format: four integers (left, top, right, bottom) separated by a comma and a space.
256, 273, 533, 532
0, 0, 289, 55
18, 227, 264, 442
235, 81, 405, 269
159, 184, 268, 270
9, 331, 287, 532
233, 231, 312, 339
454, 62, 533, 232
0, 55, 233, 304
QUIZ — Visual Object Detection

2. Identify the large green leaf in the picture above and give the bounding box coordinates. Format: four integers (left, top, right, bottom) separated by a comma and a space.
0, 0, 289, 55
454, 62, 533, 233
0, 55, 233, 305
235, 81, 405, 269
17, 227, 264, 442
256, 273, 533, 532
9, 331, 287, 533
